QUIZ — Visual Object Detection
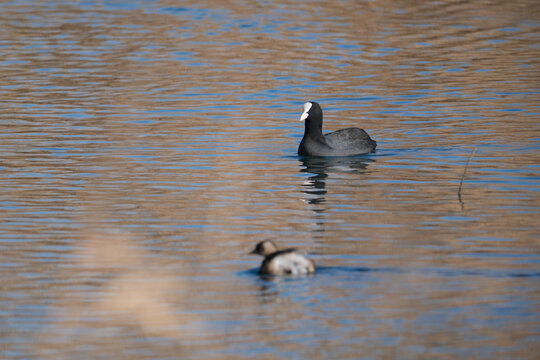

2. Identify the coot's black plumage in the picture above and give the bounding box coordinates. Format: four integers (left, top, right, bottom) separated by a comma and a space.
298, 101, 376, 157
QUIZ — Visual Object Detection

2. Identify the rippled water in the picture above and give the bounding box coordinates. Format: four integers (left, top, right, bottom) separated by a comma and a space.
1, 1, 539, 359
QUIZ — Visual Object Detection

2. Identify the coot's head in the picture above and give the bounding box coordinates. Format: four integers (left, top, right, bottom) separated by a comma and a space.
300, 101, 323, 131
250, 240, 278, 257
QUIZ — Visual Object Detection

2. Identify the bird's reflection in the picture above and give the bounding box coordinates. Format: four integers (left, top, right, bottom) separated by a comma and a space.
299, 155, 374, 207
298, 155, 375, 237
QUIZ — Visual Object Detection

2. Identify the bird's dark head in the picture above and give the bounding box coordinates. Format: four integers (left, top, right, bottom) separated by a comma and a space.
250, 240, 279, 257
300, 101, 323, 133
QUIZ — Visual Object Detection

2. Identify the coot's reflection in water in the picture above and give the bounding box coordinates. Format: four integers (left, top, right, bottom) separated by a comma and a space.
299, 155, 374, 206
297, 156, 375, 236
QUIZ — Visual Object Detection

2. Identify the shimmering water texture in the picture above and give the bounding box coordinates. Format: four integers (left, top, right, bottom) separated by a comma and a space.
1, 1, 539, 359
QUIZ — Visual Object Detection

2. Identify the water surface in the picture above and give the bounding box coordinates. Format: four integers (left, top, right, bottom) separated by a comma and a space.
1, 1, 539, 359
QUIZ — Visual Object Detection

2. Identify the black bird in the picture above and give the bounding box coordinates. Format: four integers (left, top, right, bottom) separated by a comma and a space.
298, 101, 376, 157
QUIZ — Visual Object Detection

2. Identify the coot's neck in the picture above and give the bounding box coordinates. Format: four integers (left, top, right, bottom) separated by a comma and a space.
304, 116, 325, 141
